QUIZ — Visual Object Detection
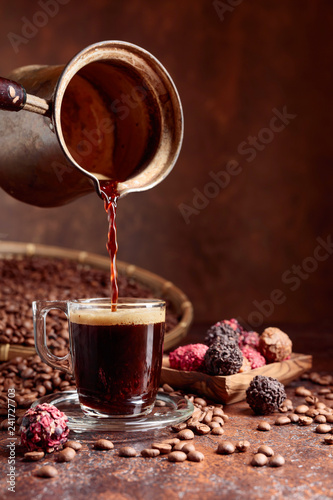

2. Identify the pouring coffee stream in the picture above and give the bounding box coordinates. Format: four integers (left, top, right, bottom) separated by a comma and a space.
0, 41, 183, 306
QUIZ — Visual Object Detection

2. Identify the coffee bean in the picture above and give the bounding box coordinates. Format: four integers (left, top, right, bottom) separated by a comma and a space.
168, 451, 187, 462
187, 450, 204, 462
324, 436, 333, 445
213, 408, 224, 417
251, 453, 268, 467
305, 396, 319, 406
209, 422, 221, 430
35, 465, 58, 478
269, 454, 285, 467
315, 402, 326, 409
182, 443, 196, 454
289, 413, 300, 423
177, 429, 194, 440
161, 438, 180, 446
152, 443, 172, 454
318, 388, 331, 395
295, 386, 312, 397
295, 405, 309, 414
173, 442, 186, 451
257, 422, 271, 432
154, 400, 166, 407
221, 414, 229, 422
194, 398, 207, 407
57, 447, 76, 462
193, 423, 211, 435
314, 415, 327, 424
325, 394, 333, 400
94, 439, 114, 450
171, 423, 187, 433
141, 448, 160, 457
64, 440, 82, 451
306, 409, 320, 418
315, 424, 331, 434
24, 451, 44, 461
326, 415, 333, 423
203, 410, 213, 424
257, 445, 274, 457
211, 427, 224, 436
275, 416, 291, 426
236, 440, 250, 452
211, 416, 224, 425
162, 384, 174, 393
278, 405, 289, 413
119, 447, 137, 457
298, 416, 313, 426
284, 399, 293, 410
217, 441, 235, 455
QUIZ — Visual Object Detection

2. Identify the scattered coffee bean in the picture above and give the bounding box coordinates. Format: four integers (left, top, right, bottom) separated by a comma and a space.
177, 429, 194, 440
298, 416, 313, 426
171, 423, 187, 432
161, 438, 180, 446
326, 415, 333, 423
295, 386, 312, 397
221, 414, 229, 422
324, 436, 333, 445
295, 405, 309, 414
257, 445, 274, 457
57, 447, 76, 462
187, 450, 204, 462
162, 384, 174, 393
35, 465, 58, 478
318, 388, 331, 395
194, 397, 207, 407
213, 408, 224, 417
315, 424, 332, 434
64, 440, 82, 451
278, 405, 288, 413
236, 440, 250, 452
119, 447, 137, 457
305, 396, 319, 406
289, 414, 300, 423
325, 394, 333, 400
209, 421, 221, 430
152, 443, 172, 454
315, 402, 326, 409
94, 439, 114, 450
141, 448, 160, 458
193, 423, 211, 435
314, 415, 327, 424
211, 427, 224, 436
211, 416, 224, 425
173, 442, 186, 451
182, 443, 196, 454
284, 399, 293, 410
269, 454, 285, 467
275, 416, 291, 426
24, 451, 44, 462
257, 422, 271, 432
217, 441, 235, 455
168, 451, 187, 462
306, 408, 319, 418
251, 453, 268, 467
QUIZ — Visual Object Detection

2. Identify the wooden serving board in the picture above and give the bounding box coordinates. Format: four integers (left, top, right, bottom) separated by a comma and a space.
161, 353, 312, 404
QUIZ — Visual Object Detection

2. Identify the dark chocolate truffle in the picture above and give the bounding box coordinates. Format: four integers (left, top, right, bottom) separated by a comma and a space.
204, 339, 243, 376
246, 375, 286, 415
204, 321, 239, 346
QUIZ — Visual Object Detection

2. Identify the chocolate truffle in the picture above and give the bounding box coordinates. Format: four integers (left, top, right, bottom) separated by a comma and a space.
241, 346, 266, 369
204, 321, 240, 346
204, 339, 243, 376
259, 327, 292, 362
20, 403, 69, 453
246, 375, 286, 415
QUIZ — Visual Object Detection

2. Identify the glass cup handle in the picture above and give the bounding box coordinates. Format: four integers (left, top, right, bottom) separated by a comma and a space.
33, 300, 72, 376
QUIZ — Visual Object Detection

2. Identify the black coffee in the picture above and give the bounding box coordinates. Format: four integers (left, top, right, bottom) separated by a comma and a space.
70, 309, 165, 416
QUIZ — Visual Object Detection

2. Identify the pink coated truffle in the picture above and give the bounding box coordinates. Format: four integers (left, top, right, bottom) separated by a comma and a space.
241, 346, 266, 370
20, 403, 69, 453
239, 330, 260, 349
169, 344, 209, 371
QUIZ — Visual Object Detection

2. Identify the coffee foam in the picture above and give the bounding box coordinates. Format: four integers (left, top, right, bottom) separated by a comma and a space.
70, 307, 165, 326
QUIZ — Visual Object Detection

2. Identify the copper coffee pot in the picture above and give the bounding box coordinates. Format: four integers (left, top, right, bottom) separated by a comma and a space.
0, 41, 183, 207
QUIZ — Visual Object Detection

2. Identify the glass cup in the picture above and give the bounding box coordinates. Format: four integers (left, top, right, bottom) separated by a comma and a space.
33, 298, 166, 418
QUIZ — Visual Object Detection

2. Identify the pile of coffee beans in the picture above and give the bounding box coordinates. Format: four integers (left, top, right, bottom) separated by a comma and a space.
0, 256, 179, 352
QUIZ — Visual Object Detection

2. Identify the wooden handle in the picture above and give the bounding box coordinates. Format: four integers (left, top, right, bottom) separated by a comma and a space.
0, 77, 26, 111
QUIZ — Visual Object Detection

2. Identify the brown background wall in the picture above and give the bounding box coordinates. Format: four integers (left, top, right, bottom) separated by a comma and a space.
0, 0, 332, 327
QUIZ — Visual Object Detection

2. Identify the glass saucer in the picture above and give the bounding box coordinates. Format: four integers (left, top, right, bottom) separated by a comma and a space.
31, 391, 194, 432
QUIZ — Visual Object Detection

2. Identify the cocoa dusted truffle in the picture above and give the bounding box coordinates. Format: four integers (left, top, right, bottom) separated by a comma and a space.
246, 375, 286, 414
204, 338, 243, 376
259, 327, 292, 363
204, 321, 240, 346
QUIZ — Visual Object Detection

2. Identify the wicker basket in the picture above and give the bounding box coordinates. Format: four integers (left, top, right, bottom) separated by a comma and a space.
0, 241, 193, 360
